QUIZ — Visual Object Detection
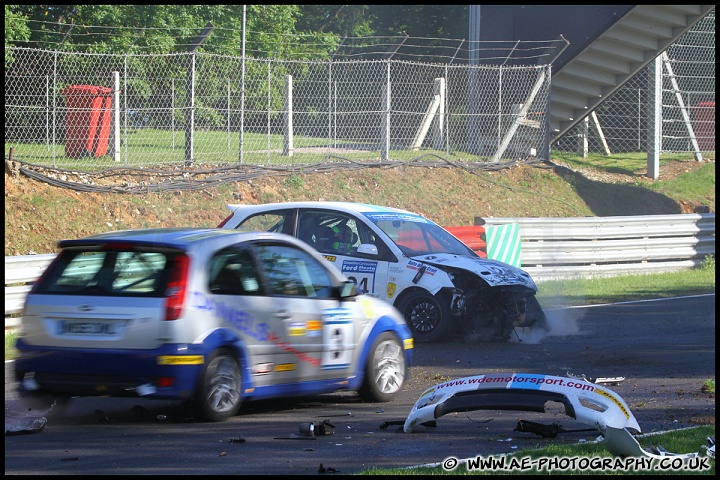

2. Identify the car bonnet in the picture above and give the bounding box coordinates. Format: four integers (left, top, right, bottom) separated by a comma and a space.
410, 253, 536, 289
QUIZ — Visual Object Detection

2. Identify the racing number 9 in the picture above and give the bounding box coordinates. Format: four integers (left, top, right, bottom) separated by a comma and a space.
321, 316, 354, 368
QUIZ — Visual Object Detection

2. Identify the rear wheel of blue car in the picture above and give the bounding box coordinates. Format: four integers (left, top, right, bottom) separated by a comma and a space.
398, 291, 451, 343
194, 348, 242, 422
359, 332, 406, 402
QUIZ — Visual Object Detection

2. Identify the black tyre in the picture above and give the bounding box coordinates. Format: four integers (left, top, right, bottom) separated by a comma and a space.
398, 290, 451, 343
194, 348, 242, 422
359, 332, 406, 402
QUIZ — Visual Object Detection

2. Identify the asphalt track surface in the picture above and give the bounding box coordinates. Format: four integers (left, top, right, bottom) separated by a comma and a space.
5, 294, 715, 475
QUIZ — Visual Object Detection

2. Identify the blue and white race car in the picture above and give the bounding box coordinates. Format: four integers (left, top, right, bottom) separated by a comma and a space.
15, 228, 412, 421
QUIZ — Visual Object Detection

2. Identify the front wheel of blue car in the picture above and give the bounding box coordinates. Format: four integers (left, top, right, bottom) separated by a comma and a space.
398, 291, 451, 343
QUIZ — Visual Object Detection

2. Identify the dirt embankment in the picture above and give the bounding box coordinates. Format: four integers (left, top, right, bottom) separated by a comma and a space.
4, 158, 713, 256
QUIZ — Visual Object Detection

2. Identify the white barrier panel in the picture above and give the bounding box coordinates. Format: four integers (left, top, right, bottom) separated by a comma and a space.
479, 213, 715, 282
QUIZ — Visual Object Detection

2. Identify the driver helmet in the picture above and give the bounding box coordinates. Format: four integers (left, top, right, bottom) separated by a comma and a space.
330, 224, 353, 252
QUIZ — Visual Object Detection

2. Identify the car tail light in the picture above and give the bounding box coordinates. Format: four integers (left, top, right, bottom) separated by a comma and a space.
157, 377, 174, 388
217, 214, 233, 228
164, 253, 190, 321
28, 256, 61, 295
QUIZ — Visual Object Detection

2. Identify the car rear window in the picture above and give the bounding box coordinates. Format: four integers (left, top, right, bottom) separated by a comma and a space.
33, 248, 173, 297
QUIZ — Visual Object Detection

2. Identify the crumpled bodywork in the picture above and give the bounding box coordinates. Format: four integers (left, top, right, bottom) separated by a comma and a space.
404, 373, 706, 459
411, 255, 547, 340
415, 254, 536, 290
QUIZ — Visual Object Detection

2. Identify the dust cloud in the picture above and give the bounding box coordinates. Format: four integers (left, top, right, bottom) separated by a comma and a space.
510, 307, 586, 344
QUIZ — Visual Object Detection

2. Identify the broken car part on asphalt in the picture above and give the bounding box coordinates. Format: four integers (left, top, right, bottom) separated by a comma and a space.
274, 420, 336, 440
403, 372, 711, 459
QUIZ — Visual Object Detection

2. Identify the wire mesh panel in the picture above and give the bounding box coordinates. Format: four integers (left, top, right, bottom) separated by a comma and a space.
327, 61, 390, 154
445, 64, 550, 159
662, 11, 715, 153
4, 49, 58, 158
554, 10, 715, 156
389, 61, 445, 150
121, 53, 189, 165
6, 47, 552, 170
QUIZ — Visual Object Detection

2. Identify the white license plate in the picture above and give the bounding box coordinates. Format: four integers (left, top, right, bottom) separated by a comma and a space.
57, 320, 121, 336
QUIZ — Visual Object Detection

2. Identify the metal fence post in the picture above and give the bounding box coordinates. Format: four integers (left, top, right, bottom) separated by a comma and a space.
579, 116, 589, 158
184, 22, 213, 166
184, 52, 195, 166
284, 75, 294, 157
45, 75, 49, 151
381, 62, 391, 161
647, 55, 662, 180
113, 71, 120, 162
52, 51, 58, 167
239, 5, 246, 163
434, 77, 445, 151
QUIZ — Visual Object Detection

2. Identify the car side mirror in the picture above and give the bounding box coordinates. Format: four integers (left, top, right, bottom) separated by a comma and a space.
337, 280, 358, 300
356, 243, 378, 255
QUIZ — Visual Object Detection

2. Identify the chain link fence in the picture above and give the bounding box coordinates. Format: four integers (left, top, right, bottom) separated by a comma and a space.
7, 12, 713, 180
5, 46, 550, 171
554, 10, 715, 156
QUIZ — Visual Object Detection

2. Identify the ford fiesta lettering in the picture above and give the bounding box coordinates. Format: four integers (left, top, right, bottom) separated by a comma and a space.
14, 228, 413, 422
219, 202, 549, 343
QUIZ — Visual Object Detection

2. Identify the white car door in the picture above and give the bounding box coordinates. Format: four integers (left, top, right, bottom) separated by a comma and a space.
252, 243, 357, 382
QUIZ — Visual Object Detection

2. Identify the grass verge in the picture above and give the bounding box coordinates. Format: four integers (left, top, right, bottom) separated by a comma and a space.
360, 425, 715, 475
536, 261, 715, 309
5, 328, 18, 360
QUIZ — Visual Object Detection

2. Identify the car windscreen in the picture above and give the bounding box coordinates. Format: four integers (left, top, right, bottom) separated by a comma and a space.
33, 247, 174, 297
363, 212, 475, 257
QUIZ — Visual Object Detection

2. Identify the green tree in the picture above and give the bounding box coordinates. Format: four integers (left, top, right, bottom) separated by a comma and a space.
357, 5, 472, 63
295, 5, 374, 37
4, 5, 30, 65
368, 5, 469, 38
5, 5, 343, 59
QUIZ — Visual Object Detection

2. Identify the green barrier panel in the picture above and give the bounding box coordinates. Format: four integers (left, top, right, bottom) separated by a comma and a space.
485, 223, 521, 268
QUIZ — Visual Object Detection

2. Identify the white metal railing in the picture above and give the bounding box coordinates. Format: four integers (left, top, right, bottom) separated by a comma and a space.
5, 214, 716, 329
5, 253, 56, 330
480, 213, 715, 281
